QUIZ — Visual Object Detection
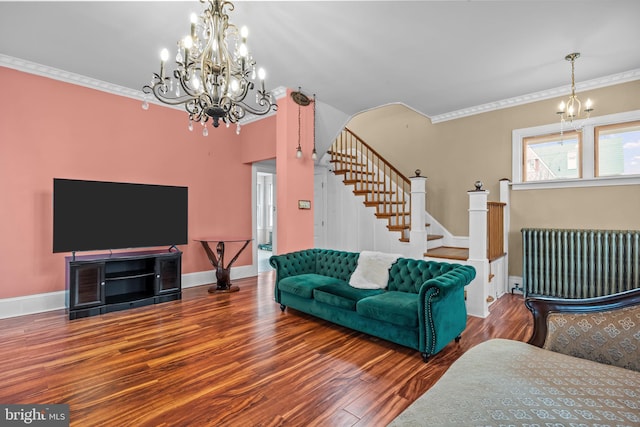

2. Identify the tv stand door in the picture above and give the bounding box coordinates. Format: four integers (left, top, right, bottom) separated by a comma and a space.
155, 254, 181, 294
69, 263, 105, 310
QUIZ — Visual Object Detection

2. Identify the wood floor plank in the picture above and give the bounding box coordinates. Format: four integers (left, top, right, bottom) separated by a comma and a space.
0, 271, 532, 426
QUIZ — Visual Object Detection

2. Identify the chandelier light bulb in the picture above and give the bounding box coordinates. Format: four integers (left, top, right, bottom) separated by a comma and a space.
191, 76, 201, 91
183, 36, 193, 50
160, 48, 169, 62
296, 147, 303, 159
239, 43, 248, 57
230, 79, 239, 93
585, 98, 593, 111
312, 149, 317, 160
240, 26, 249, 39
190, 13, 198, 24
258, 68, 266, 80
557, 100, 565, 113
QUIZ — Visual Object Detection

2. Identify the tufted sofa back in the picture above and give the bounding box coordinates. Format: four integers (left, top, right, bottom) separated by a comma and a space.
269, 249, 360, 282
314, 249, 360, 281
387, 258, 459, 293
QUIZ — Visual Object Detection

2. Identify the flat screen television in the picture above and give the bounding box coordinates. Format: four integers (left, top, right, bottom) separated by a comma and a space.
53, 178, 188, 253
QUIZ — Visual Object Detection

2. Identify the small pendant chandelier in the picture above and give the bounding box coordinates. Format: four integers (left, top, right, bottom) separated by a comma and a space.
142, 0, 277, 136
556, 52, 594, 132
291, 88, 311, 159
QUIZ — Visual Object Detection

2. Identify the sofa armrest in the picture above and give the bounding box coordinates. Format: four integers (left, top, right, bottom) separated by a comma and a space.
526, 288, 640, 371
269, 249, 318, 280
418, 265, 476, 356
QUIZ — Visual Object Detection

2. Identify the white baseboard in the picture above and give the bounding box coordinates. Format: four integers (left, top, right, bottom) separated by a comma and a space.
0, 265, 259, 319
0, 291, 67, 319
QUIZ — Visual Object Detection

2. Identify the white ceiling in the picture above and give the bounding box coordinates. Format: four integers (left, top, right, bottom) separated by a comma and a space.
1, 1, 639, 121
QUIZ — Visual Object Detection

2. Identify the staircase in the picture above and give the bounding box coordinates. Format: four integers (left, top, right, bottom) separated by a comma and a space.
329, 128, 455, 255
326, 128, 510, 318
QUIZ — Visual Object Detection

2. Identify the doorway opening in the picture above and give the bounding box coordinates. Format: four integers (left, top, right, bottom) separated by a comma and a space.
255, 163, 276, 272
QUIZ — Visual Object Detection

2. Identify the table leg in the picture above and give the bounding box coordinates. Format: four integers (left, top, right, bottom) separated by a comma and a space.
201, 240, 251, 294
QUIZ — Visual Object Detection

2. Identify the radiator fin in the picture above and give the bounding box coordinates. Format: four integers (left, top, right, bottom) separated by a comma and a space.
522, 228, 640, 298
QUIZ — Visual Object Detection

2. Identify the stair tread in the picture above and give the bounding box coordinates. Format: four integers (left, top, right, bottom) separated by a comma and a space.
333, 169, 374, 175
328, 151, 358, 160
364, 200, 407, 207
375, 212, 410, 218
387, 224, 410, 231
330, 160, 366, 166
424, 246, 469, 261
344, 179, 383, 185
353, 190, 395, 195
397, 233, 443, 241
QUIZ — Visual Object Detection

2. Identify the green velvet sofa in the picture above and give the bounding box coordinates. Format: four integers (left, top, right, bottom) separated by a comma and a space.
269, 249, 476, 361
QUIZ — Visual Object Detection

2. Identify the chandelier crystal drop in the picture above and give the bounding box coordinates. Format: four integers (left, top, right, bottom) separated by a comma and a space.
556, 52, 594, 132
142, 0, 277, 133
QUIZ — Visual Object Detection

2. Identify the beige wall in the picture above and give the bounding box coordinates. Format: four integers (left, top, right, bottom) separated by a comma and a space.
347, 80, 640, 276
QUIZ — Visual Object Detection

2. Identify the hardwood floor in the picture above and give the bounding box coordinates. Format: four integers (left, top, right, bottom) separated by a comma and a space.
0, 272, 532, 426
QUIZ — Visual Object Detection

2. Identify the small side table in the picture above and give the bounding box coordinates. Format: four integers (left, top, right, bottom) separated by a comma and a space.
194, 238, 252, 293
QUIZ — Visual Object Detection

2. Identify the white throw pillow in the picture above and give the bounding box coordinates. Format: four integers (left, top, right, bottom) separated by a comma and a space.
349, 251, 401, 289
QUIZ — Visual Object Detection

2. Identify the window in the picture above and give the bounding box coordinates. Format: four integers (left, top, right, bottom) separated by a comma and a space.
512, 109, 640, 189
596, 120, 640, 177
523, 131, 581, 182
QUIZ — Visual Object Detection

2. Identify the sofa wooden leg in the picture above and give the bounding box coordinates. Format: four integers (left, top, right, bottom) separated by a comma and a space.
455, 335, 461, 343
421, 352, 430, 363
280, 304, 286, 312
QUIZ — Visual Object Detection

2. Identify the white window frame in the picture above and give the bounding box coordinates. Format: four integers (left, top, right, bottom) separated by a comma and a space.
512, 109, 640, 190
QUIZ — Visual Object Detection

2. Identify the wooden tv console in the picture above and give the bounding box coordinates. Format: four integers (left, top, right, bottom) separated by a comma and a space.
66, 249, 182, 320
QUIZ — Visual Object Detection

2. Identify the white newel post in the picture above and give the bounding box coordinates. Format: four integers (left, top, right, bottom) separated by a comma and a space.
467, 185, 490, 318
499, 179, 511, 295
409, 171, 427, 258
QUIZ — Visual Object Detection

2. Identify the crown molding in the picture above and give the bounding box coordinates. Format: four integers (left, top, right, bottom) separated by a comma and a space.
430, 68, 640, 123
3, 54, 639, 126
0, 54, 146, 101
0, 54, 283, 126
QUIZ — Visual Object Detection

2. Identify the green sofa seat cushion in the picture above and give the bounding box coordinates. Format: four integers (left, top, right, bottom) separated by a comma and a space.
313, 284, 385, 311
356, 291, 419, 328
278, 274, 348, 299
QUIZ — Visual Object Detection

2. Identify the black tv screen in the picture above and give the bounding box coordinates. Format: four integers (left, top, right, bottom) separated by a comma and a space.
53, 178, 188, 253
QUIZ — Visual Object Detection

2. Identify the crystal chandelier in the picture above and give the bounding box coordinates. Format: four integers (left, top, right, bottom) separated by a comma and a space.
556, 52, 593, 132
142, 0, 277, 136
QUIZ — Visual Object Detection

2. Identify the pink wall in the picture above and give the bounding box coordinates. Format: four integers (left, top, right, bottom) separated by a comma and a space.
240, 115, 276, 164
275, 90, 315, 254
0, 67, 276, 299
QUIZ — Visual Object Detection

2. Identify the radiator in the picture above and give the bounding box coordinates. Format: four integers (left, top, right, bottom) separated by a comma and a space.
522, 228, 640, 298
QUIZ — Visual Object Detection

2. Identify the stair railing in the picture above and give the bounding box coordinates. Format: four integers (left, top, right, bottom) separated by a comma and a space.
331, 128, 411, 238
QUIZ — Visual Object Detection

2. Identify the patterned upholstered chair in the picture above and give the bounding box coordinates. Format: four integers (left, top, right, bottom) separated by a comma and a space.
526, 287, 640, 372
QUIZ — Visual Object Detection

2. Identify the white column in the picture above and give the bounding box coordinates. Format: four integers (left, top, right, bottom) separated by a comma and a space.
466, 185, 490, 318
468, 188, 488, 260
409, 171, 427, 258
499, 179, 511, 295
